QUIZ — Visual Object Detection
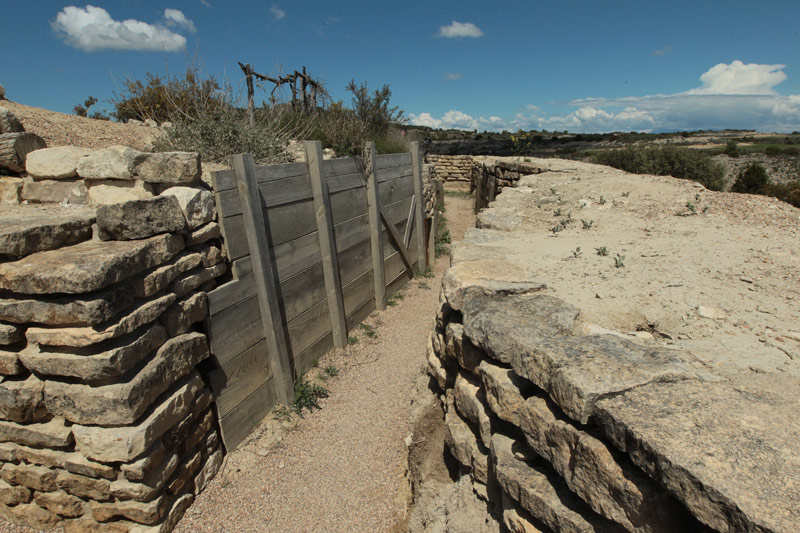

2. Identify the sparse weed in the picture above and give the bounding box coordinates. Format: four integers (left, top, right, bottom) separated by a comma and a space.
312, 359, 319, 368
414, 266, 435, 278
581, 219, 594, 230
686, 202, 697, 214
323, 365, 339, 377
550, 187, 557, 195
553, 208, 563, 217
359, 323, 377, 338
560, 218, 571, 228
702, 205, 710, 213
614, 254, 626, 268
595, 246, 608, 256
418, 281, 430, 289
348, 335, 359, 345
571, 247, 582, 258
622, 191, 630, 197
599, 196, 607, 205
292, 373, 329, 416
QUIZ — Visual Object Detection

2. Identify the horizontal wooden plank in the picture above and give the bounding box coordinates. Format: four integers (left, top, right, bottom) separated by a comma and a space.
274, 231, 322, 282
337, 237, 372, 288
386, 261, 414, 299
212, 161, 308, 192
327, 171, 365, 195
334, 213, 370, 253
323, 157, 359, 177
207, 274, 255, 316
330, 186, 368, 225
287, 298, 331, 357
345, 296, 375, 333
374, 153, 411, 171
343, 269, 374, 318
294, 332, 333, 377
206, 295, 263, 364
219, 198, 317, 261
378, 174, 414, 206
279, 262, 325, 322
210, 338, 271, 418
219, 377, 277, 451
215, 172, 313, 218
376, 166, 412, 184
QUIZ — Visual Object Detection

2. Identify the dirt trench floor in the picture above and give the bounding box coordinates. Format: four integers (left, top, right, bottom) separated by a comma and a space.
173, 192, 475, 533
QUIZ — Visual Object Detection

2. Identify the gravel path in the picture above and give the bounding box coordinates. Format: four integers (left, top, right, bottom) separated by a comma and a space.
175, 193, 475, 533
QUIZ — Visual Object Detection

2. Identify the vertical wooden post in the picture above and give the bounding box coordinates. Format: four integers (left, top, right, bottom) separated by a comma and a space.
428, 208, 438, 265
231, 153, 294, 405
305, 140, 348, 348
364, 142, 386, 310
410, 142, 427, 271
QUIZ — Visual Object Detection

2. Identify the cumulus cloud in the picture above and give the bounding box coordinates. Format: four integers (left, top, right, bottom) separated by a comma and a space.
270, 4, 285, 21
164, 8, 196, 34
686, 60, 786, 95
52, 5, 189, 52
409, 110, 508, 131
436, 21, 483, 38
443, 72, 462, 81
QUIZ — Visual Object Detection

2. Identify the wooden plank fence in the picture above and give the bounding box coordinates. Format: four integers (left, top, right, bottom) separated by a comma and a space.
206, 141, 428, 450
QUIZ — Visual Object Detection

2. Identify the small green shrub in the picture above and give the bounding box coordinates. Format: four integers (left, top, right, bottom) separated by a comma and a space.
595, 246, 608, 256
731, 163, 769, 194
323, 365, 339, 377
292, 374, 328, 416
724, 140, 739, 157
359, 324, 377, 338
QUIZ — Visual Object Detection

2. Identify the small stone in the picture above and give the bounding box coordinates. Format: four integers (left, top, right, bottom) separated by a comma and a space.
697, 305, 727, 320
0, 373, 47, 423
0, 479, 31, 505
63, 453, 116, 480
740, 277, 754, 284
453, 373, 492, 449
0, 106, 23, 133
121, 441, 166, 481
144, 119, 158, 128
160, 186, 214, 229
0, 347, 24, 375
166, 447, 202, 496
0, 322, 22, 345
194, 445, 223, 495
110, 453, 178, 502
35, 489, 86, 517
160, 292, 208, 337
0, 232, 184, 294
171, 263, 226, 298
186, 221, 220, 246
43, 332, 209, 425
72, 373, 203, 462
26, 292, 175, 347
96, 195, 186, 241
92, 494, 166, 524
0, 177, 22, 204
444, 405, 488, 484
26, 146, 92, 179
86, 179, 155, 206
128, 251, 203, 299
0, 416, 73, 447
0, 501, 63, 529
56, 470, 111, 501
0, 463, 58, 491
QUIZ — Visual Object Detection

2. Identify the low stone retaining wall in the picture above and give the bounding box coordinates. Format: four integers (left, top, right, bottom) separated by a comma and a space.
426, 203, 800, 531
0, 150, 224, 531
426, 155, 473, 183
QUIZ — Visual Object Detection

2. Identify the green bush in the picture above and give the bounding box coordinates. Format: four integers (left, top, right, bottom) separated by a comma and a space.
724, 140, 739, 157
592, 146, 727, 191
345, 79, 405, 137
731, 163, 770, 194
315, 102, 368, 157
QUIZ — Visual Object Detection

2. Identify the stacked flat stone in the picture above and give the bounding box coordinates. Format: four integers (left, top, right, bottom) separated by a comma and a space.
422, 164, 438, 219
2, 144, 205, 207
427, 225, 800, 532
0, 151, 225, 531
427, 155, 474, 183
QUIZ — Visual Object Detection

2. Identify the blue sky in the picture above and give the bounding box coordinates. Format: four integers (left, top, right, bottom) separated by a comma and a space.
5, 1, 800, 132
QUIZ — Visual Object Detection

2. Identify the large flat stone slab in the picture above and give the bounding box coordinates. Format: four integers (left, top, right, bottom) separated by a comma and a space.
0, 285, 134, 326
0, 233, 184, 294
26, 146, 92, 179
0, 205, 95, 258
96, 196, 186, 241
44, 332, 209, 425
594, 375, 800, 533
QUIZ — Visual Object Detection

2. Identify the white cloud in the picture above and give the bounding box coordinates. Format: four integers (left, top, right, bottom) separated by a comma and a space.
652, 45, 670, 56
200, 0, 211, 8
410, 110, 508, 131
436, 21, 483, 38
686, 60, 786, 95
409, 112, 442, 128
443, 72, 462, 81
270, 5, 285, 21
52, 5, 188, 52
164, 9, 196, 34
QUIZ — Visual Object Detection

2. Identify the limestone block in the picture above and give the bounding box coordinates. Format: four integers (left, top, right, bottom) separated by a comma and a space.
56, 470, 111, 501
479, 360, 531, 427
181, 408, 214, 456
22, 179, 88, 204
26, 147, 92, 179
0, 284, 134, 326
186, 221, 220, 246
111, 453, 178, 502
0, 442, 17, 461
160, 186, 214, 229
194, 445, 223, 495
0, 322, 22, 345
0, 479, 31, 505
35, 489, 86, 518
0, 374, 47, 423
96, 195, 186, 241
444, 404, 488, 484
26, 292, 175, 347
77, 146, 138, 180
86, 179, 156, 206
0, 416, 73, 447
453, 373, 492, 449
442, 263, 548, 313
0, 232, 184, 294
166, 447, 202, 496
426, 337, 449, 391
160, 292, 207, 337
135, 493, 194, 533
0, 347, 23, 375
171, 262, 226, 298
44, 332, 209, 425
491, 433, 621, 533
196, 242, 223, 267
72, 373, 204, 462
132, 151, 201, 184
446, 323, 484, 374
501, 494, 547, 533
63, 454, 116, 480
0, 501, 63, 529
129, 252, 203, 299
0, 205, 95, 258
0, 463, 58, 491
121, 441, 166, 481
20, 324, 167, 381
0, 177, 22, 204
0, 107, 23, 133
92, 494, 166, 524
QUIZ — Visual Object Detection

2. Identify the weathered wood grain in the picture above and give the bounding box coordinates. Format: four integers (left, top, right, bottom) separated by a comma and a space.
218, 377, 277, 451
364, 142, 386, 311
210, 338, 271, 418
411, 142, 427, 271
212, 161, 308, 192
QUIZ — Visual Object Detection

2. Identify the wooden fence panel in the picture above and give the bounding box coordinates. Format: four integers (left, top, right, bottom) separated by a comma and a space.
206, 143, 425, 452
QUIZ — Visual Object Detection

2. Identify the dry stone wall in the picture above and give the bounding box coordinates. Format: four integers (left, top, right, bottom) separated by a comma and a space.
426, 214, 800, 532
0, 149, 224, 531
426, 155, 473, 183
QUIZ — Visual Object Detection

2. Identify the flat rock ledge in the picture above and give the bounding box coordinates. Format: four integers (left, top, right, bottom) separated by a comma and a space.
426, 189, 800, 532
